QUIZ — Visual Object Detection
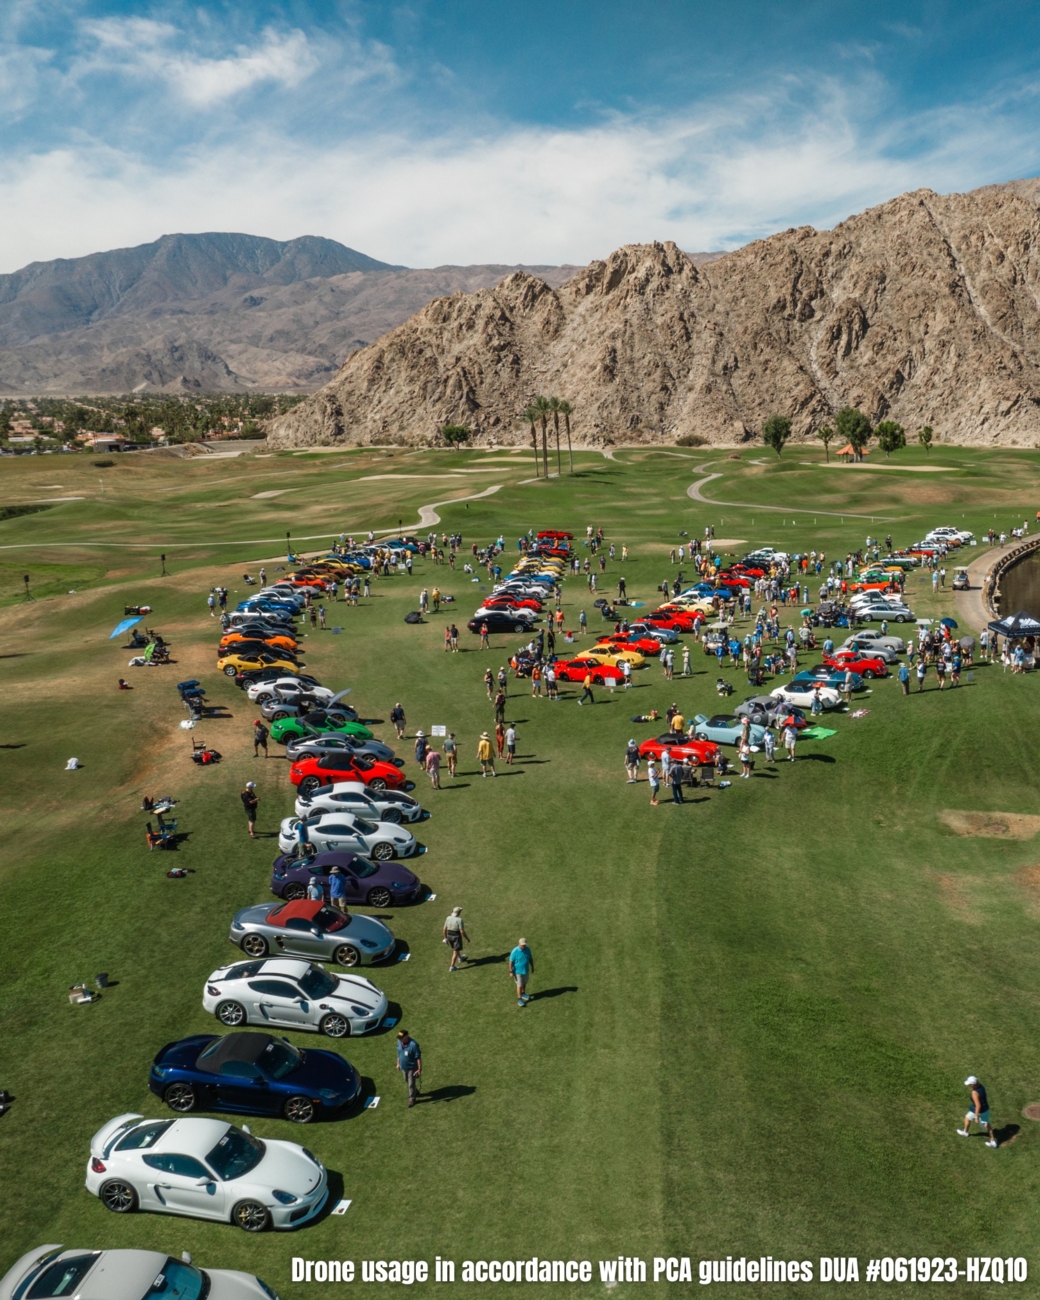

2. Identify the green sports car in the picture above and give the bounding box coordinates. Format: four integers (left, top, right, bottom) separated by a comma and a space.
270, 709, 374, 744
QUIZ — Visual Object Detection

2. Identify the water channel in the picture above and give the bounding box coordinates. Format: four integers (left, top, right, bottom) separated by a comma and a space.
997, 546, 1040, 620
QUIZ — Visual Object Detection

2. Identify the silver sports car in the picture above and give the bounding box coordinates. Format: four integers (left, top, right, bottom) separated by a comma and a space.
0, 1246, 279, 1300
229, 899, 395, 967
284, 734, 399, 764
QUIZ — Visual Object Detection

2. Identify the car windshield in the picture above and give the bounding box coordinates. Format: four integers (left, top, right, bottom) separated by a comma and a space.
142, 1261, 209, 1300
297, 965, 338, 998
259, 1038, 303, 1081
205, 1127, 265, 1181
352, 857, 380, 878
26, 1255, 101, 1298
352, 818, 378, 834
315, 905, 348, 931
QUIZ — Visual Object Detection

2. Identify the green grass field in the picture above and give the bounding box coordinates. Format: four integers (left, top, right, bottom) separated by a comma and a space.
2, 441, 1040, 1297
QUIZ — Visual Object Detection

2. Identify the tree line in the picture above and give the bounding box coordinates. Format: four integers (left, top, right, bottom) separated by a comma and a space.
761, 410, 934, 460
441, 395, 577, 475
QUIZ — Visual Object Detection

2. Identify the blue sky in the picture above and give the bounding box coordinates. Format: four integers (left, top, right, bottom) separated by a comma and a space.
2, 1, 1040, 271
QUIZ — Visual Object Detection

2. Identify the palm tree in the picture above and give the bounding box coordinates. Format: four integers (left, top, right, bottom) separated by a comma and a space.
557, 399, 574, 473
532, 395, 552, 477
521, 404, 540, 476
547, 397, 564, 475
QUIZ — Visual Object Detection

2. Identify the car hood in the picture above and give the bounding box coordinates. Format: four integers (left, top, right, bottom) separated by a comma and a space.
332, 974, 386, 1010
286, 1049, 360, 1097
208, 1270, 277, 1300
256, 1140, 325, 1195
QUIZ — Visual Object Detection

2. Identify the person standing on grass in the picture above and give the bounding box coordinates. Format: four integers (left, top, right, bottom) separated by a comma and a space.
241, 782, 258, 838
509, 938, 534, 1007
477, 732, 496, 777
898, 661, 910, 696
579, 609, 587, 635
414, 731, 428, 766
531, 663, 542, 696
494, 720, 506, 758
483, 668, 494, 699
738, 738, 752, 779
253, 719, 269, 758
363, 574, 371, 598
578, 672, 595, 706
207, 592, 216, 617
647, 758, 660, 805
450, 623, 459, 651
480, 621, 490, 649
503, 723, 517, 765
494, 690, 507, 724
444, 625, 452, 652
425, 746, 441, 788
443, 732, 458, 778
318, 605, 326, 629
329, 865, 348, 913
396, 1031, 422, 1107
443, 907, 469, 970
958, 1076, 998, 1147
783, 724, 798, 763
670, 759, 685, 803
916, 659, 927, 692
259, 567, 267, 586
625, 739, 640, 783
763, 726, 776, 763
545, 665, 558, 699
620, 658, 632, 689
391, 702, 406, 739
935, 656, 947, 690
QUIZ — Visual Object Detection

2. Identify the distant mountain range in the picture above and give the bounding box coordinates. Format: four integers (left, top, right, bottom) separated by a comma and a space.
0, 232, 584, 394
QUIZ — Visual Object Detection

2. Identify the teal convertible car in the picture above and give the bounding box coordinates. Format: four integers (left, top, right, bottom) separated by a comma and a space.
691, 714, 768, 746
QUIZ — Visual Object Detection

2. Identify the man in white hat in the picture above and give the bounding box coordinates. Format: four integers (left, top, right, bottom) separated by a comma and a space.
958, 1076, 997, 1147
443, 907, 469, 971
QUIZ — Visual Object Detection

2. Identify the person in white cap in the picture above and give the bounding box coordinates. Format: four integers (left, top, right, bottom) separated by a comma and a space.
240, 782, 258, 839
443, 907, 469, 971
958, 1076, 997, 1146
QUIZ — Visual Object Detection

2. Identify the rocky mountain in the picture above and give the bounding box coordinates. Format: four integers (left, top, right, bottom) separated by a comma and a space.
267, 180, 1040, 449
0, 233, 580, 394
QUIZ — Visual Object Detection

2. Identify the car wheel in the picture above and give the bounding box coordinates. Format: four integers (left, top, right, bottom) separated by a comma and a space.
593, 674, 604, 685
514, 623, 526, 633
895, 615, 906, 623
283, 1095, 316, 1124
217, 1000, 246, 1027
367, 886, 393, 908
862, 669, 874, 679
334, 944, 361, 967
272, 710, 290, 721
321, 1013, 350, 1038
300, 777, 321, 795
372, 842, 395, 861
254, 691, 274, 704
231, 1200, 270, 1233
695, 731, 707, 741
100, 1180, 138, 1214
283, 882, 307, 901
381, 808, 403, 824
164, 1082, 197, 1112
223, 665, 238, 676
241, 934, 269, 957
368, 778, 388, 791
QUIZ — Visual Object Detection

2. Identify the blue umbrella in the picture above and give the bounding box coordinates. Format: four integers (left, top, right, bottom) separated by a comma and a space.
109, 616, 143, 639
940, 617, 958, 629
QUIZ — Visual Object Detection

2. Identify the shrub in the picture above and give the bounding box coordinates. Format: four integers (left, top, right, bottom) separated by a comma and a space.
675, 434, 707, 447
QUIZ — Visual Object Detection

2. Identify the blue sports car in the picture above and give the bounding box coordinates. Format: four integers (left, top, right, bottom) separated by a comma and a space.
149, 1031, 361, 1124
271, 848, 424, 908
691, 713, 768, 746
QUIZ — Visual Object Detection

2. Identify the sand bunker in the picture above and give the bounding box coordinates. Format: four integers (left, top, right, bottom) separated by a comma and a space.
801, 462, 955, 472
939, 810, 1040, 839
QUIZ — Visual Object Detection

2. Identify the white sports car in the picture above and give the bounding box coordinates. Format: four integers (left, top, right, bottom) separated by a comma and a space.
86, 1114, 328, 1232
294, 781, 423, 824
770, 683, 843, 710
246, 677, 334, 706
277, 812, 416, 860
0, 1246, 279, 1300
202, 957, 387, 1037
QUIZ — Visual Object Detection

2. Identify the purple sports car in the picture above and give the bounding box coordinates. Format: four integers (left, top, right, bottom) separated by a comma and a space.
271, 849, 425, 909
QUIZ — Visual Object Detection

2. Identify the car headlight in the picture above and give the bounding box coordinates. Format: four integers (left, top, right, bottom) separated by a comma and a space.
272, 1189, 299, 1205
391, 881, 408, 889
152, 1065, 171, 1078
350, 1005, 370, 1016
206, 985, 222, 996
360, 939, 378, 949
318, 1089, 340, 1102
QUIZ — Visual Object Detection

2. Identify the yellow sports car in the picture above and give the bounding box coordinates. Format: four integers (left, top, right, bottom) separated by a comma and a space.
581, 648, 646, 668
217, 651, 300, 678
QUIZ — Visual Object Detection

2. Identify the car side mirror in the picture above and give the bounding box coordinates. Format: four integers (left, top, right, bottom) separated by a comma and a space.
197, 1177, 213, 1187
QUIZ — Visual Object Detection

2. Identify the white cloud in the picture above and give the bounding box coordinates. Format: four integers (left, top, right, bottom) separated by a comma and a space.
75, 18, 324, 106
0, 72, 1038, 272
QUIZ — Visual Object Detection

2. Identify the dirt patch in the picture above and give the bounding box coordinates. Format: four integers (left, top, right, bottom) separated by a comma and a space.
929, 871, 981, 923
1022, 1104, 1040, 1121
939, 810, 1040, 839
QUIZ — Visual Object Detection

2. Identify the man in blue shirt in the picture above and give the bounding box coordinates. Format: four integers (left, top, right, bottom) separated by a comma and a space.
898, 662, 911, 696
329, 865, 348, 913
396, 1031, 422, 1107
509, 938, 534, 1007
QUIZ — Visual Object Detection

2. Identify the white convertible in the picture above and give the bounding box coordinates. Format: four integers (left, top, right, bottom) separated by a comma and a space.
770, 683, 843, 710
86, 1114, 328, 1232
294, 781, 423, 824
277, 812, 416, 860
0, 1246, 277, 1300
203, 956, 387, 1038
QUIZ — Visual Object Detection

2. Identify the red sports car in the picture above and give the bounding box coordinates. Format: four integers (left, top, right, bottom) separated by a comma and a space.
715, 571, 750, 588
823, 650, 889, 678
554, 658, 625, 684
290, 752, 407, 794
537, 530, 574, 540
637, 733, 720, 764
483, 596, 543, 610
644, 613, 700, 632
595, 635, 663, 656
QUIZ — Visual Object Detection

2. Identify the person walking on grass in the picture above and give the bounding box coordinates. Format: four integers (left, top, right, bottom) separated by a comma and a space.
958, 1075, 998, 1147
483, 668, 494, 699
396, 1031, 422, 1107
241, 782, 258, 839
390, 702, 406, 739
647, 757, 660, 804
443, 906, 469, 970
505, 724, 517, 765
253, 719, 269, 758
935, 656, 947, 690
443, 731, 457, 777
625, 739, 640, 783
783, 724, 798, 763
494, 690, 507, 724
480, 621, 490, 649
510, 938, 534, 1007
898, 661, 910, 696
916, 659, 927, 692
425, 746, 441, 788
494, 720, 506, 758
578, 672, 595, 706
207, 592, 216, 617
579, 609, 587, 636
318, 605, 327, 629
477, 731, 496, 777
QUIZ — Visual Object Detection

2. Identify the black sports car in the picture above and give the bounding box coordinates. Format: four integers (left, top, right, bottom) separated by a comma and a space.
468, 612, 537, 634
149, 1031, 361, 1124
